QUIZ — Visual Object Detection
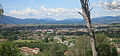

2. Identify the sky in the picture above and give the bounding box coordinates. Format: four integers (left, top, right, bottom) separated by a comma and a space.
0, 0, 120, 20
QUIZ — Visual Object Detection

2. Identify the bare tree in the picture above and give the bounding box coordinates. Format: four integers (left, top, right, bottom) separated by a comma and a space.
78, 0, 98, 56
101, 0, 120, 10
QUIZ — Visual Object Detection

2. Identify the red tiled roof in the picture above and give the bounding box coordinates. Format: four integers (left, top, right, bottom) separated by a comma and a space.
23, 50, 27, 52
28, 49, 33, 51
34, 48, 39, 50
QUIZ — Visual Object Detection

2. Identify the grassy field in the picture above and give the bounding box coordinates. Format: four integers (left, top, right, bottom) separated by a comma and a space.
14, 40, 36, 43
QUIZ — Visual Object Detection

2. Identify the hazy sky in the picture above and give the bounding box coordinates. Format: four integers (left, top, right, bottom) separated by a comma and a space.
0, 0, 120, 20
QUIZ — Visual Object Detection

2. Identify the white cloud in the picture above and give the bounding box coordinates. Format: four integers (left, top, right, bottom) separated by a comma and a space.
94, 13, 100, 17
6, 5, 82, 20
92, 2, 102, 7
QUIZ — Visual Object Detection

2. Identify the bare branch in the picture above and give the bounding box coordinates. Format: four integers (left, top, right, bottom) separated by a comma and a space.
89, 7, 93, 12
101, 0, 120, 10
77, 11, 83, 16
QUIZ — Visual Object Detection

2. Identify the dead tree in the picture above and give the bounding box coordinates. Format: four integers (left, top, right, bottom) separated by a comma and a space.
78, 0, 98, 56
101, 0, 120, 10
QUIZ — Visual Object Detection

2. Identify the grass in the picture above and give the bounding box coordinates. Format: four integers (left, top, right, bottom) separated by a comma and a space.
14, 40, 36, 43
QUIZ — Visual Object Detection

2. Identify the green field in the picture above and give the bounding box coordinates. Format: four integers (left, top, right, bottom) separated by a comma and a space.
14, 40, 36, 43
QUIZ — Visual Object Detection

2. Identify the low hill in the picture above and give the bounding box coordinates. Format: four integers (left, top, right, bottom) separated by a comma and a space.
0, 15, 120, 24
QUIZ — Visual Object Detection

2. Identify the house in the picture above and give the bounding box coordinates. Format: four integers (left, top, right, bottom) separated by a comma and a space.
64, 51, 71, 56
34, 48, 40, 54
117, 48, 120, 54
20, 47, 40, 56
0, 39, 7, 42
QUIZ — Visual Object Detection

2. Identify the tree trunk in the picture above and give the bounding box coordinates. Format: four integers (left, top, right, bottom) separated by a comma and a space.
87, 21, 97, 56
78, 0, 98, 56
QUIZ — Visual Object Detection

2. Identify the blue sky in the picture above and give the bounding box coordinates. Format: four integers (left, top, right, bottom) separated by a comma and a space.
0, 0, 119, 20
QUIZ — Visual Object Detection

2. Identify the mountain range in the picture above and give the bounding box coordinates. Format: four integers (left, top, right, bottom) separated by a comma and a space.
0, 15, 120, 24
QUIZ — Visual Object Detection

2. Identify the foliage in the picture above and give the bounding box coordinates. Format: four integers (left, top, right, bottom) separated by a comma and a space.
0, 30, 31, 41
49, 42, 67, 56
15, 40, 48, 51
44, 37, 48, 43
50, 37, 54, 42
87, 44, 118, 56
69, 35, 91, 56
87, 33, 118, 56
97, 44, 118, 56
39, 49, 50, 56
37, 41, 67, 56
61, 35, 65, 42
95, 33, 109, 45
0, 41, 22, 56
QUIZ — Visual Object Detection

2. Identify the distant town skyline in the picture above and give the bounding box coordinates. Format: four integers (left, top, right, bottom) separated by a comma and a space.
0, 0, 120, 20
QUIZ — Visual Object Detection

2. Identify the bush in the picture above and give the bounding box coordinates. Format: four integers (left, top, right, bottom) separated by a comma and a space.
87, 44, 118, 56
0, 41, 22, 56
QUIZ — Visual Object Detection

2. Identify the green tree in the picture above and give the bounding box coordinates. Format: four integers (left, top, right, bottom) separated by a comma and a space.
50, 37, 54, 42
87, 44, 118, 56
39, 50, 50, 56
95, 33, 109, 45
49, 42, 67, 56
44, 37, 48, 43
15, 40, 47, 51
69, 35, 91, 56
0, 41, 22, 56
61, 36, 65, 42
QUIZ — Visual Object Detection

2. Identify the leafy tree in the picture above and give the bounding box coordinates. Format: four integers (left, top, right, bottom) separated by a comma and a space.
15, 40, 47, 51
49, 42, 67, 56
44, 37, 48, 43
0, 41, 22, 56
61, 36, 65, 42
69, 35, 91, 56
87, 44, 118, 56
50, 37, 54, 42
95, 33, 109, 45
39, 49, 50, 56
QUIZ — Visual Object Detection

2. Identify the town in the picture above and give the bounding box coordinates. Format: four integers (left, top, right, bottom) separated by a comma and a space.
0, 24, 120, 56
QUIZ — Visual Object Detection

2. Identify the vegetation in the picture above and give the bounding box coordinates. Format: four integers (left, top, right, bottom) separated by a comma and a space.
0, 41, 22, 56
69, 35, 91, 56
1, 0, 120, 56
0, 24, 120, 56
14, 40, 48, 51
95, 33, 109, 45
49, 42, 67, 56
87, 44, 118, 56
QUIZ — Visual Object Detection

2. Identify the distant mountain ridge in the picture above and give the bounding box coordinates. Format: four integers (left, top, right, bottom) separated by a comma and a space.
92, 16, 120, 24
0, 15, 120, 24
